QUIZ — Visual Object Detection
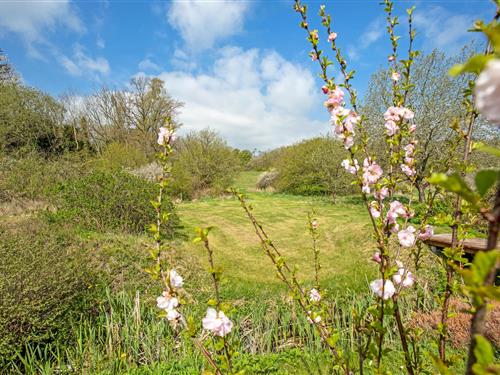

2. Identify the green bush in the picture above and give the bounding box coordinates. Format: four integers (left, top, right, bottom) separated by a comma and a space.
48, 170, 178, 235
0, 152, 89, 202
171, 129, 240, 199
0, 220, 97, 365
93, 142, 149, 171
274, 137, 355, 199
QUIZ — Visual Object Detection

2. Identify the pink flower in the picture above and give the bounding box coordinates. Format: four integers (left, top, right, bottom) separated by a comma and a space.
328, 32, 337, 42
370, 279, 395, 300
388, 55, 395, 62
418, 225, 434, 241
311, 219, 319, 230
369, 201, 381, 218
362, 184, 371, 194
309, 288, 321, 302
404, 143, 415, 157
324, 87, 345, 111
391, 72, 401, 82
372, 252, 382, 263
474, 59, 500, 125
166, 309, 181, 321
321, 85, 329, 94
374, 187, 389, 200
409, 124, 417, 133
157, 127, 176, 146
385, 120, 399, 136
393, 267, 414, 288
344, 136, 354, 149
401, 164, 416, 177
398, 226, 416, 247
341, 159, 359, 175
170, 269, 184, 289
311, 52, 318, 61
389, 201, 408, 218
363, 158, 383, 184
202, 308, 233, 337
310, 30, 319, 41
157, 292, 179, 311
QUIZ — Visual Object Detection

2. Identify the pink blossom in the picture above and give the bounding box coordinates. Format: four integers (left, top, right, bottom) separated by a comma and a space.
311, 219, 319, 230
398, 226, 416, 247
393, 267, 414, 288
474, 59, 500, 125
372, 252, 382, 263
404, 143, 415, 157
388, 201, 408, 218
309, 288, 321, 302
391, 72, 401, 82
385, 120, 399, 136
418, 225, 434, 241
362, 184, 371, 194
401, 164, 416, 177
369, 201, 381, 218
341, 159, 359, 175
374, 187, 389, 200
328, 32, 338, 42
324, 88, 345, 111
310, 30, 319, 41
321, 85, 329, 94
344, 136, 354, 149
388, 55, 395, 62
409, 124, 417, 133
166, 309, 181, 321
362, 158, 383, 184
370, 279, 396, 300
157, 127, 176, 146
311, 52, 318, 61
202, 308, 233, 337
157, 292, 179, 311
170, 269, 184, 289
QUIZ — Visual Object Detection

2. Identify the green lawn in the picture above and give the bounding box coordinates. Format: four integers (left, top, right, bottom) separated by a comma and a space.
176, 172, 376, 298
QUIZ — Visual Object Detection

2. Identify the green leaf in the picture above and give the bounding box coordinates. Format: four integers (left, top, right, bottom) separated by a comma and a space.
475, 142, 500, 157
428, 173, 479, 205
475, 170, 499, 197
473, 335, 494, 366
449, 54, 493, 76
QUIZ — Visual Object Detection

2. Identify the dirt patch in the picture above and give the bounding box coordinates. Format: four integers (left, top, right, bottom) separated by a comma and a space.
411, 298, 500, 348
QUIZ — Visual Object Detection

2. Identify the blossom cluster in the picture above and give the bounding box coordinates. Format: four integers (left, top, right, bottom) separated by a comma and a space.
384, 106, 415, 136
401, 141, 417, 177
202, 308, 233, 337
323, 87, 360, 149
156, 269, 184, 322
157, 126, 176, 146
370, 261, 414, 300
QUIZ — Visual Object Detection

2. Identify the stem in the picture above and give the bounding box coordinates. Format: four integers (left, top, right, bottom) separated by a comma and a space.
394, 299, 415, 375
465, 182, 500, 374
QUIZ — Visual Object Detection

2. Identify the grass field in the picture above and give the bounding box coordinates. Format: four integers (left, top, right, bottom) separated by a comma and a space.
176, 172, 376, 298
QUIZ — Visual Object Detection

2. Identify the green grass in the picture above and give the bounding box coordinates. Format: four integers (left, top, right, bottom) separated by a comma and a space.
176, 171, 376, 299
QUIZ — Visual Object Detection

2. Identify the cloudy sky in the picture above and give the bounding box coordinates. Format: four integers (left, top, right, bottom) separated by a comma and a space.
0, 0, 493, 150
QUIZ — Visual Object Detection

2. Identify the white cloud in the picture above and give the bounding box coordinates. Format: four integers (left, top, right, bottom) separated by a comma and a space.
153, 47, 326, 150
347, 17, 384, 61
97, 37, 106, 49
0, 0, 83, 43
138, 58, 161, 72
167, 0, 249, 50
414, 6, 477, 54
59, 44, 110, 77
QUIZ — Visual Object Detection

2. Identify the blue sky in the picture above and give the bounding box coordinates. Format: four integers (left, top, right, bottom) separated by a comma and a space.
0, 0, 493, 149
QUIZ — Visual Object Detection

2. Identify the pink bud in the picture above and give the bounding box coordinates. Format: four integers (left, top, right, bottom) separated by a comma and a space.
388, 55, 395, 62
328, 32, 337, 42
321, 86, 329, 94
372, 252, 382, 263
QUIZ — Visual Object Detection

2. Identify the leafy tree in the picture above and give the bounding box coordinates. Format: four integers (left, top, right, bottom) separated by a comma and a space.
171, 129, 241, 199
0, 49, 18, 84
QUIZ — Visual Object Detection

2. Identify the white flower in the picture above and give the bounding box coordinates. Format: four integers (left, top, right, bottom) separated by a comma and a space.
398, 226, 416, 248
370, 279, 396, 300
474, 59, 500, 125
157, 126, 176, 146
307, 310, 322, 324
309, 288, 321, 303
393, 268, 414, 288
392, 72, 401, 82
156, 292, 179, 311
170, 269, 184, 289
202, 308, 233, 337
166, 309, 181, 321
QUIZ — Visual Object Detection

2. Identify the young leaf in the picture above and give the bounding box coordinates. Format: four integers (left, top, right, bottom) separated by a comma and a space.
475, 170, 499, 197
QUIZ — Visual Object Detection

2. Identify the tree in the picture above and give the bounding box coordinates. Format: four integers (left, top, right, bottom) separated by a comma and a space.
0, 49, 19, 84
362, 49, 499, 201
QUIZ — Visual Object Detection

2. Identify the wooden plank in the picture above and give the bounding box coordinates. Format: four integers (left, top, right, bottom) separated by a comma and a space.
424, 233, 500, 254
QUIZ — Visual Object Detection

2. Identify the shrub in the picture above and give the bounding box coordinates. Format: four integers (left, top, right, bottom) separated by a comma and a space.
0, 220, 97, 365
274, 137, 355, 199
48, 170, 178, 235
256, 170, 279, 190
170, 129, 241, 199
93, 142, 149, 171
0, 152, 88, 202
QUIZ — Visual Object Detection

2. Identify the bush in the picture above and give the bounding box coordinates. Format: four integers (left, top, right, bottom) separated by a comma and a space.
171, 129, 241, 199
0, 152, 88, 202
256, 170, 279, 190
0, 220, 97, 365
48, 170, 178, 235
274, 137, 355, 199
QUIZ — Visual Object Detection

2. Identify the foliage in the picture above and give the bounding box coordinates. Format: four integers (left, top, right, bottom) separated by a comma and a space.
274, 137, 355, 198
170, 129, 241, 199
247, 148, 286, 171
0, 219, 98, 366
93, 141, 149, 171
48, 169, 178, 235
0, 83, 75, 155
